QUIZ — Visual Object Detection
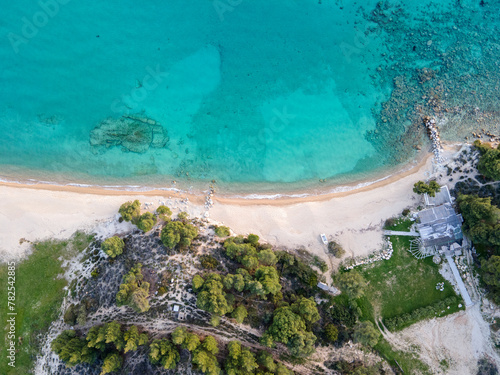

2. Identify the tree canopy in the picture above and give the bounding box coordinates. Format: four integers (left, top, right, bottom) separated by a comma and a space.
225, 341, 259, 375
101, 236, 125, 258
458, 194, 500, 248
156, 205, 172, 220
413, 180, 441, 197
481, 255, 500, 304
160, 220, 198, 249
476, 141, 500, 180
335, 271, 367, 300
353, 321, 381, 347
149, 338, 180, 370
196, 273, 231, 315
214, 225, 231, 237
136, 212, 157, 232
118, 200, 141, 222
116, 264, 150, 313
291, 296, 320, 324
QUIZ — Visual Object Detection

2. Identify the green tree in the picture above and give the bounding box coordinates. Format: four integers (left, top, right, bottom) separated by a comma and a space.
258, 249, 278, 266
254, 266, 282, 296
183, 332, 201, 351
119, 200, 141, 222
335, 271, 367, 300
193, 274, 205, 291
232, 305, 248, 324
241, 255, 259, 271
161, 220, 198, 248
214, 225, 231, 237
196, 273, 231, 315
261, 306, 306, 346
458, 195, 500, 247
178, 211, 189, 222
156, 205, 172, 220
105, 321, 125, 351
275, 363, 293, 375
292, 296, 320, 324
172, 326, 188, 344
328, 241, 345, 258
202, 335, 219, 355
116, 264, 150, 313
247, 234, 260, 246
413, 180, 441, 197
353, 321, 381, 347
86, 325, 107, 351
324, 323, 339, 342
225, 341, 258, 375
100, 352, 122, 375
136, 212, 157, 232
288, 330, 316, 357
101, 236, 125, 258
233, 274, 246, 292
123, 325, 148, 353
149, 339, 180, 370
52, 330, 97, 367
192, 348, 221, 375
481, 255, 500, 303
478, 147, 500, 181
257, 351, 276, 372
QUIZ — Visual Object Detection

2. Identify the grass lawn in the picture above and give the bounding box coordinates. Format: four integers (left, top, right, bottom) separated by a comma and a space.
0, 232, 93, 375
356, 219, 464, 327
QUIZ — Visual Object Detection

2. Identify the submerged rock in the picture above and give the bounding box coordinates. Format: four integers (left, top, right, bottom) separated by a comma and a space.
90, 115, 168, 153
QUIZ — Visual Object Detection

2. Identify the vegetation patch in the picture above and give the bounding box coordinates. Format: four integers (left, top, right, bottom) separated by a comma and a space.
0, 232, 93, 375
356, 228, 463, 328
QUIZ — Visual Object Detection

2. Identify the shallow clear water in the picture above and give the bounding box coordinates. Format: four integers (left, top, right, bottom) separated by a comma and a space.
1, 0, 499, 193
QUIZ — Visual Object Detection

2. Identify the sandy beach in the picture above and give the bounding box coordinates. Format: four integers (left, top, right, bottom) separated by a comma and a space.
0, 148, 439, 264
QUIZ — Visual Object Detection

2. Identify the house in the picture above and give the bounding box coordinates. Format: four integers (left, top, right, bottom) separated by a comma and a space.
410, 186, 464, 258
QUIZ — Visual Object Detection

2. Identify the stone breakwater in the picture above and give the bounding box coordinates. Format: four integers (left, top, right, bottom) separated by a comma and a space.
423, 116, 443, 163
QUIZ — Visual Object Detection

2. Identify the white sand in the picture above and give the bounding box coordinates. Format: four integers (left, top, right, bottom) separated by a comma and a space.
0, 151, 436, 263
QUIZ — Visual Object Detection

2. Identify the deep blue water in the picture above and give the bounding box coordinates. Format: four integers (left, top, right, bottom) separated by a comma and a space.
1, 0, 499, 192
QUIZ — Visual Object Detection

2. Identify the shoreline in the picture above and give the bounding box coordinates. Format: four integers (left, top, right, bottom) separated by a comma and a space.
0, 148, 436, 205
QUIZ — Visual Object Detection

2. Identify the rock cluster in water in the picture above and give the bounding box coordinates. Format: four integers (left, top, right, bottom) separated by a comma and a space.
365, 1, 500, 163
89, 115, 168, 153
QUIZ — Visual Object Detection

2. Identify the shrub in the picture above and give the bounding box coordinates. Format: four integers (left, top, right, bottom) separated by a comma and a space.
200, 255, 219, 269
214, 226, 231, 237
156, 205, 172, 220
101, 236, 125, 258
328, 241, 345, 258
324, 323, 339, 343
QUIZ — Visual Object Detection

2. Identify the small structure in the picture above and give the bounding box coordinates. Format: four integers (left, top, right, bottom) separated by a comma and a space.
317, 282, 340, 295
409, 186, 464, 259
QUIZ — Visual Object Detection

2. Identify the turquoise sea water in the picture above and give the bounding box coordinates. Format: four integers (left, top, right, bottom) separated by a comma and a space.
1, 0, 499, 193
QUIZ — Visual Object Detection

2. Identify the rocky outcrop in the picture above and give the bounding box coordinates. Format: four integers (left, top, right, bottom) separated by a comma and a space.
90, 115, 168, 153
